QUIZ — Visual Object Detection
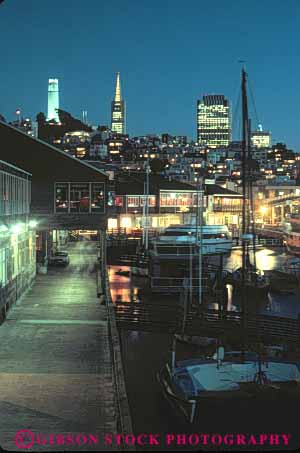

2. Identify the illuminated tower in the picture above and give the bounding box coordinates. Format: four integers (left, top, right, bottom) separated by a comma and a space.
47, 78, 60, 122
197, 95, 231, 147
111, 72, 125, 134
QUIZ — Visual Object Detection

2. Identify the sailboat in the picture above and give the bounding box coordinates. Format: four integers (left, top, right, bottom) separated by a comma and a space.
157, 340, 300, 424
228, 69, 270, 310
157, 69, 300, 425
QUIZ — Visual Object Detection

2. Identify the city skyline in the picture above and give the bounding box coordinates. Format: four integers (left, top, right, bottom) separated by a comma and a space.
1, 0, 300, 149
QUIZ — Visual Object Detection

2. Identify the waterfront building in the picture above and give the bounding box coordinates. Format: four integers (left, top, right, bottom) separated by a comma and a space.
109, 172, 242, 231
111, 72, 125, 134
197, 95, 231, 147
0, 160, 36, 317
47, 78, 60, 123
0, 120, 108, 267
204, 184, 243, 228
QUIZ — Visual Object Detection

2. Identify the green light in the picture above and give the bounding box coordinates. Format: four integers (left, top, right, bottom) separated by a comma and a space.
29, 220, 38, 228
11, 223, 24, 234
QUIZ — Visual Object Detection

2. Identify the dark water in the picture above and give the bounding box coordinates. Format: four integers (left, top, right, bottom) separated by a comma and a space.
109, 248, 300, 317
110, 248, 300, 451
120, 330, 300, 451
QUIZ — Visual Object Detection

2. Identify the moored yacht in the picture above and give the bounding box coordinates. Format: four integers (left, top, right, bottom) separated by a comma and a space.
150, 224, 233, 256
283, 216, 300, 256
148, 224, 232, 293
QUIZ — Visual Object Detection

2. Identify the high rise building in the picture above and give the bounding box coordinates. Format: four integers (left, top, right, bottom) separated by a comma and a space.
197, 95, 231, 148
111, 72, 125, 134
251, 124, 271, 148
47, 78, 60, 123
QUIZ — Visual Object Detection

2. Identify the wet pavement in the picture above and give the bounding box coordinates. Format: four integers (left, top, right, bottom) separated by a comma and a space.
0, 242, 117, 451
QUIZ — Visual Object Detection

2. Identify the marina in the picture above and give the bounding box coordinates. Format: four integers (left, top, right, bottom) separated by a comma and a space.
108, 244, 300, 450
107, 67, 300, 450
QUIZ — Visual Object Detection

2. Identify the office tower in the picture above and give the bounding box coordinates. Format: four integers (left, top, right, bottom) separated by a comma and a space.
47, 78, 60, 122
197, 95, 231, 148
251, 124, 271, 148
111, 72, 125, 134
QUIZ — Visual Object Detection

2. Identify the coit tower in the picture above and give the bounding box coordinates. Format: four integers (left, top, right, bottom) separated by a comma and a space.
47, 78, 60, 122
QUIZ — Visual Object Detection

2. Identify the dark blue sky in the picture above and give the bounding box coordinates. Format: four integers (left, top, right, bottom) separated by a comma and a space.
1, 0, 300, 148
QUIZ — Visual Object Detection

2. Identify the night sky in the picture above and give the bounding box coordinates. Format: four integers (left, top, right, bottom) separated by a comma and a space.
1, 0, 300, 149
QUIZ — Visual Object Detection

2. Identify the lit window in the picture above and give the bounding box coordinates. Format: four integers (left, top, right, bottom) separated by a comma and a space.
127, 197, 139, 207
55, 183, 69, 212
91, 183, 105, 212
70, 183, 90, 213
108, 218, 118, 229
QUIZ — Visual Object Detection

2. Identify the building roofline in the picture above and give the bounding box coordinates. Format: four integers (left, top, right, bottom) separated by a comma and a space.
0, 159, 32, 177
0, 120, 108, 178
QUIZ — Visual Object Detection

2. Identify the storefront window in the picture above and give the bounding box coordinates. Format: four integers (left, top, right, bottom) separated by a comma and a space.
160, 193, 177, 207
91, 183, 105, 212
176, 193, 192, 206
140, 196, 156, 207
55, 182, 106, 214
55, 183, 69, 212
70, 183, 90, 213
127, 196, 139, 207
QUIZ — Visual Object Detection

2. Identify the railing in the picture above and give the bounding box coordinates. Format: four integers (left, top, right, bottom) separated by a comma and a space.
150, 277, 211, 294
213, 205, 242, 212
152, 245, 197, 256
107, 228, 159, 238
114, 303, 300, 346
264, 194, 300, 205
258, 237, 283, 247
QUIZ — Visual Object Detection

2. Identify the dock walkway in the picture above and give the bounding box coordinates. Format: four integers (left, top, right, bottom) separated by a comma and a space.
0, 242, 118, 451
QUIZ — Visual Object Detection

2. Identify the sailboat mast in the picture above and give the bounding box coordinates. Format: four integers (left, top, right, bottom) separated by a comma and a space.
144, 160, 150, 251
241, 68, 249, 350
248, 118, 257, 273
241, 69, 249, 242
